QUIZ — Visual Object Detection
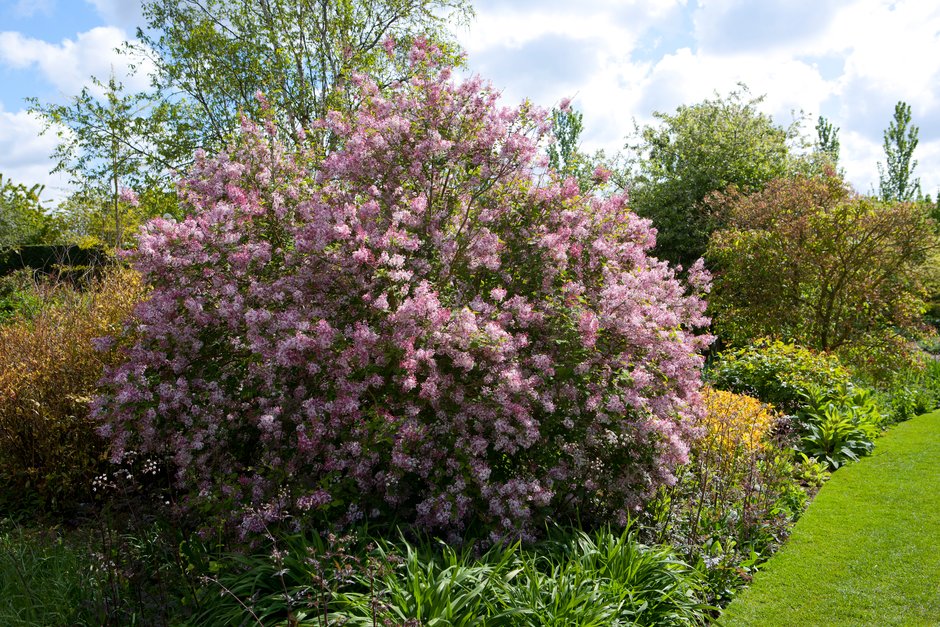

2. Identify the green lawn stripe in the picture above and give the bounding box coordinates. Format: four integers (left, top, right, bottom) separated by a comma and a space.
719, 409, 940, 626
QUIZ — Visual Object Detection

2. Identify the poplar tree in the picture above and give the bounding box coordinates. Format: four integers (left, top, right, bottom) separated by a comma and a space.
878, 101, 921, 202
815, 115, 840, 167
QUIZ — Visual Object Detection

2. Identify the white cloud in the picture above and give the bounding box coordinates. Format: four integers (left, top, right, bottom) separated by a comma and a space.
693, 0, 844, 55
456, 0, 940, 193
914, 140, 940, 197
455, 0, 689, 155
0, 27, 153, 99
0, 104, 72, 204
832, 0, 940, 129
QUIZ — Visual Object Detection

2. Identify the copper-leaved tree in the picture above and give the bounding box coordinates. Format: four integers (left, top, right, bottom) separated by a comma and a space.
707, 173, 937, 356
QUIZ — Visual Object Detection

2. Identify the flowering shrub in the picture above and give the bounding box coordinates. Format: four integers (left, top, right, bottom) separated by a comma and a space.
94, 42, 711, 541
0, 268, 145, 513
700, 388, 775, 457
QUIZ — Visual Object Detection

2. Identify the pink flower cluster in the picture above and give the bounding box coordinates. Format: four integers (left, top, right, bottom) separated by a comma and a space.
94, 42, 712, 542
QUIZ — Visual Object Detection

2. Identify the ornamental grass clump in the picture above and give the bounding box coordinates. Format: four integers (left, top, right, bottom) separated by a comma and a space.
95, 41, 712, 541
0, 267, 145, 513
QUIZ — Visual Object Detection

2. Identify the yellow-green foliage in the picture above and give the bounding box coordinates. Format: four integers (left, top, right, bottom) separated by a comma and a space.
647, 386, 803, 577
0, 268, 145, 513
709, 339, 851, 414
701, 387, 776, 458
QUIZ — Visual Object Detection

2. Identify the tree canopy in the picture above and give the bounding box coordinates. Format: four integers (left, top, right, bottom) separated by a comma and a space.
706, 173, 937, 353
136, 0, 472, 151
625, 88, 797, 268
29, 74, 190, 248
815, 115, 840, 168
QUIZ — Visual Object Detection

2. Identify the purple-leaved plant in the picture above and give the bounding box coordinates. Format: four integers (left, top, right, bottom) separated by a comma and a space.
94, 39, 712, 542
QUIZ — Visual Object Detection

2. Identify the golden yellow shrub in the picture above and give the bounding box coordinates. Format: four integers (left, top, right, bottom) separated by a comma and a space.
700, 386, 777, 457
0, 267, 145, 512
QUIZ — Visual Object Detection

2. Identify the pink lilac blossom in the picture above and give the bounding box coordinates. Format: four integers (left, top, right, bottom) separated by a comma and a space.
119, 187, 140, 207
94, 41, 712, 543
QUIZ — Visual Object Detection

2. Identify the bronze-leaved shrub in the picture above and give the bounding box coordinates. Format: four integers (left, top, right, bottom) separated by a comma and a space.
0, 267, 145, 513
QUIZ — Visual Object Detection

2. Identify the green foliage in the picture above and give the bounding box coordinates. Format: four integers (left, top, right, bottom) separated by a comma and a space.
835, 333, 940, 424
921, 248, 940, 327
709, 342, 883, 471
139, 0, 472, 152
918, 357, 940, 405
878, 101, 921, 202
347, 539, 519, 626
814, 116, 840, 167
791, 453, 831, 491
0, 522, 107, 626
497, 529, 710, 626
800, 411, 874, 470
49, 188, 173, 250
875, 362, 940, 425
29, 74, 191, 250
0, 245, 111, 280
548, 104, 584, 176
547, 103, 610, 192
0, 271, 41, 324
706, 174, 937, 352
835, 329, 924, 388
708, 340, 851, 415
190, 527, 711, 626
0, 174, 59, 249
0, 517, 185, 627
796, 385, 881, 470
625, 87, 796, 267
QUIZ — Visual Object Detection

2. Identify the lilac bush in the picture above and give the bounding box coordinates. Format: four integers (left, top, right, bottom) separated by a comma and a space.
94, 42, 712, 541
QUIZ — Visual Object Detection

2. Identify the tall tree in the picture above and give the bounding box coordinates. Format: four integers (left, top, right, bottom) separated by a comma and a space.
878, 101, 921, 202
625, 87, 797, 268
547, 101, 584, 177
136, 0, 472, 152
29, 73, 192, 249
547, 100, 610, 192
815, 115, 840, 167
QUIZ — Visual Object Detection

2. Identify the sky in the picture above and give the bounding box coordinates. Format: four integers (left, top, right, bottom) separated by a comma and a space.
1, 0, 939, 204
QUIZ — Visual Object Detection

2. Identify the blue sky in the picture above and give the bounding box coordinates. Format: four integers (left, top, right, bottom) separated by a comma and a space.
2, 0, 939, 202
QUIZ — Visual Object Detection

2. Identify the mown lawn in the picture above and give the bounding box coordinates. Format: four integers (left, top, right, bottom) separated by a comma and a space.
719, 409, 940, 626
